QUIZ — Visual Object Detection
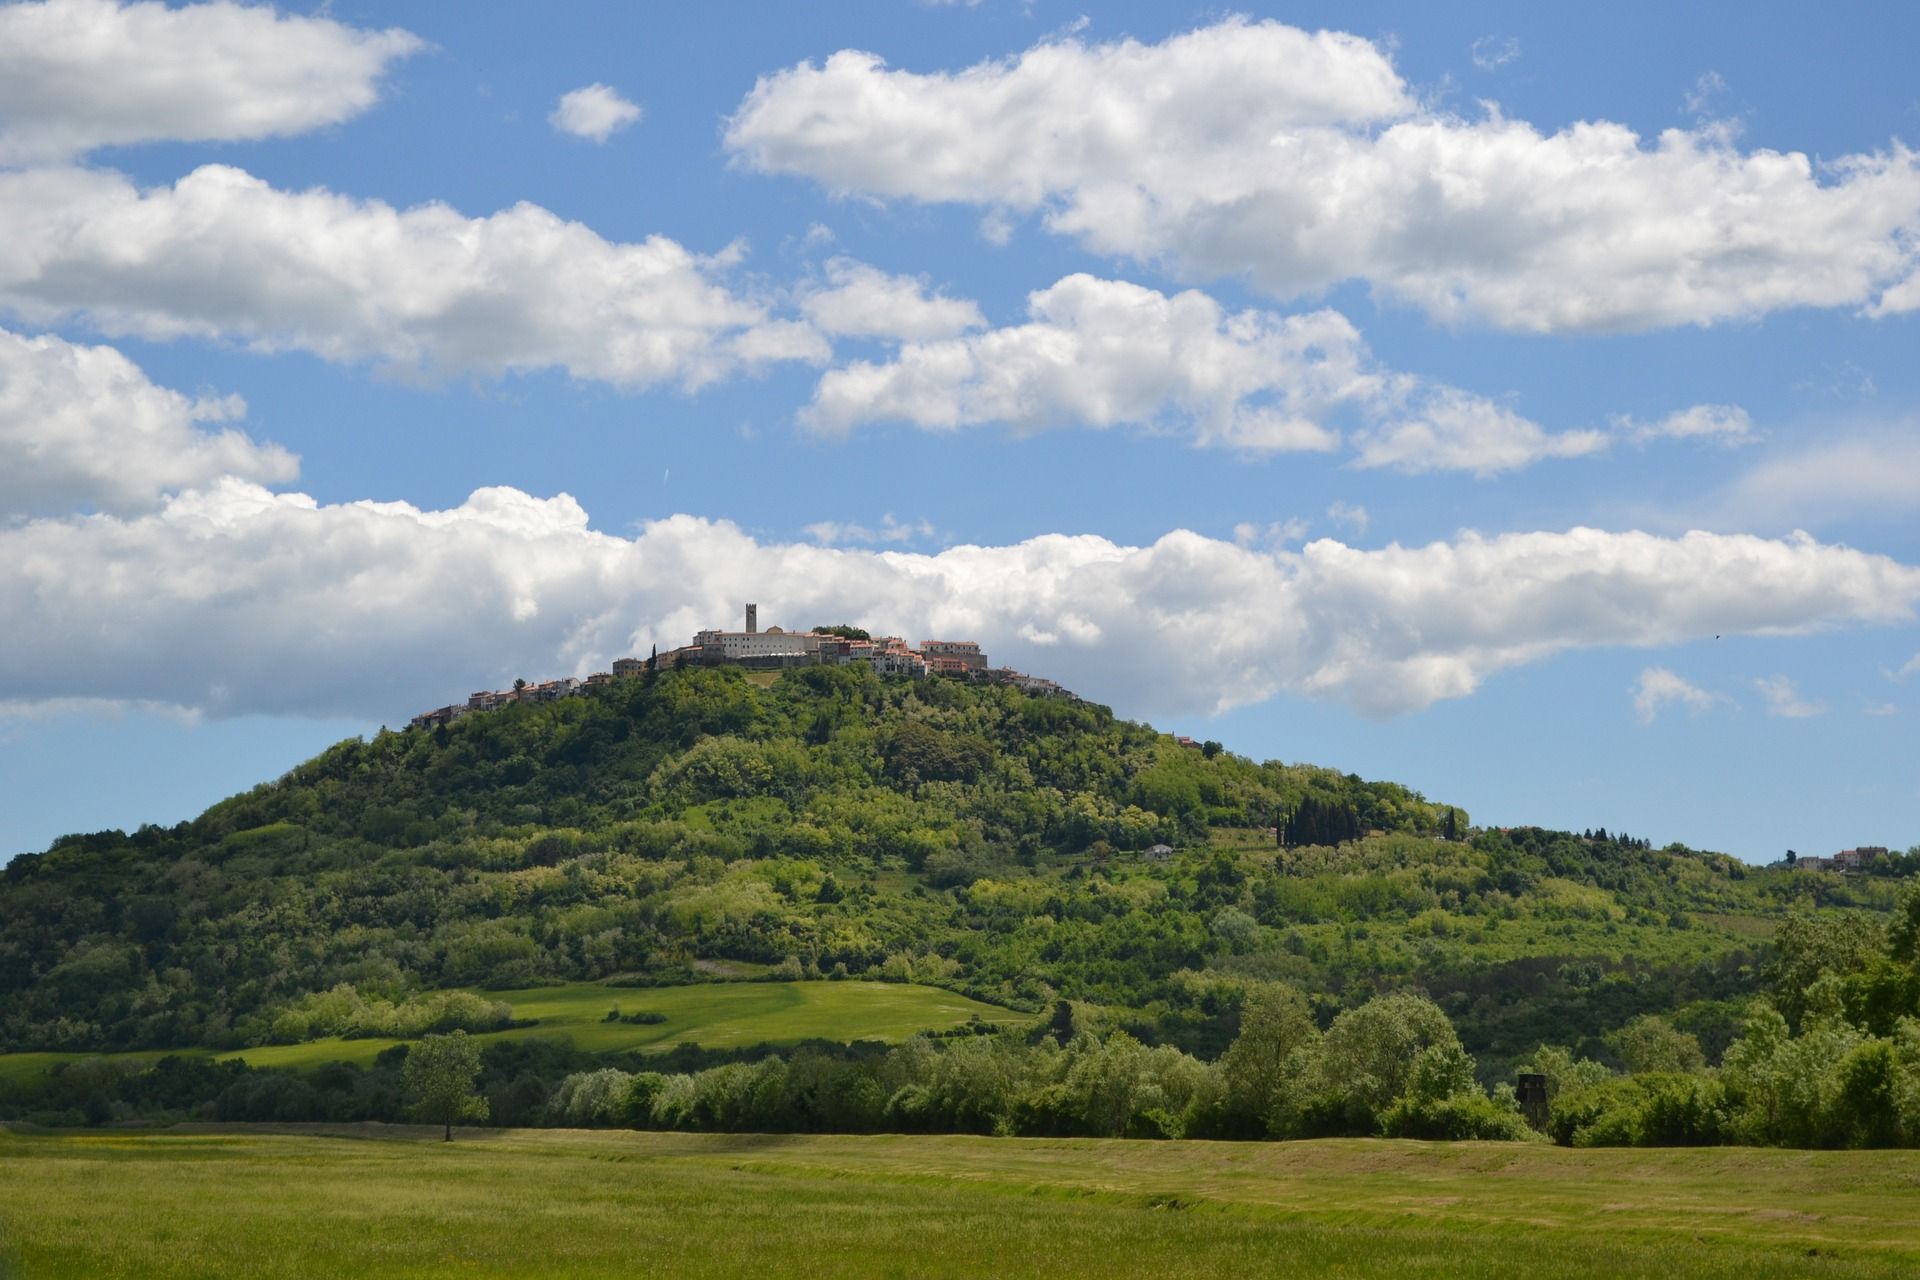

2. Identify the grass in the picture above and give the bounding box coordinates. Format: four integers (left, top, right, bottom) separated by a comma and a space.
0, 980, 1021, 1079
3, 1126, 1918, 1277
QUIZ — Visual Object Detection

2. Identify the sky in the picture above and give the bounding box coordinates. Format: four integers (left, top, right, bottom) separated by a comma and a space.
1, 0, 1916, 864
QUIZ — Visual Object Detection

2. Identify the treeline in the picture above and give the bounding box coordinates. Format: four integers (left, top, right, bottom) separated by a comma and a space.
26, 910, 1920, 1150
544, 990, 1536, 1141
13, 876, 1920, 1150
1, 990, 1530, 1142
263, 985, 513, 1045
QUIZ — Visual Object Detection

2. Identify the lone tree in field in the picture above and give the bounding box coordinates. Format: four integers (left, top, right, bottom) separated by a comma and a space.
403, 1031, 487, 1141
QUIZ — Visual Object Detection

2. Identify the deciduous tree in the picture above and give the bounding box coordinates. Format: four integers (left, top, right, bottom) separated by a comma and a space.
403, 1031, 487, 1141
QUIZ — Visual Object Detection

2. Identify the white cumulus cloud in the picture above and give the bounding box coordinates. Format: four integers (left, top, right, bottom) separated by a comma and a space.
727, 18, 1920, 332
2, 484, 1915, 722
0, 164, 825, 387
1351, 388, 1608, 475
1632, 666, 1720, 724
0, 326, 295, 517
1869, 269, 1920, 317
0, 0, 420, 164
550, 83, 644, 142
806, 274, 1352, 449
798, 258, 985, 341
805, 273, 1609, 469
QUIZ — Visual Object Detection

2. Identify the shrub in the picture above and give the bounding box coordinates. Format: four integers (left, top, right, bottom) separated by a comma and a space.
548, 1069, 634, 1127
1381, 1091, 1535, 1141
1550, 1073, 1727, 1147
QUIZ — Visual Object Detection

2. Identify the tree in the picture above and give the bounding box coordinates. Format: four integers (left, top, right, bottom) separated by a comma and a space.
1443, 808, 1458, 842
1046, 998, 1079, 1047
1316, 992, 1463, 1117
1887, 883, 1920, 965
1404, 1042, 1478, 1104
1769, 911, 1883, 1028
1220, 983, 1319, 1135
883, 720, 993, 783
403, 1031, 488, 1141
1520, 1044, 1612, 1106
1610, 1015, 1706, 1075
1282, 795, 1362, 848
1210, 907, 1259, 955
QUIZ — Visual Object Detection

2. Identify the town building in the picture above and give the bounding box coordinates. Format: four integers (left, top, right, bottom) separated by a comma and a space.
921, 640, 986, 673
1834, 846, 1890, 872
692, 605, 829, 664
693, 627, 826, 662
818, 637, 874, 664
869, 642, 926, 677
408, 704, 468, 730
411, 602, 1069, 729
519, 677, 578, 704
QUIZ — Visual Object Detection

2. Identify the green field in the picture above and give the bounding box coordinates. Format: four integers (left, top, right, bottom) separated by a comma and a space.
2, 1126, 1917, 1278
0, 980, 1020, 1080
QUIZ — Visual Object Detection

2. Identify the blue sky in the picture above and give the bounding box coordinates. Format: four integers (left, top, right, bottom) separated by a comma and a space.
1, 0, 1916, 862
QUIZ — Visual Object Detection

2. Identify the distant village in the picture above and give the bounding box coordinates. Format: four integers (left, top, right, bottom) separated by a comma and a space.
410, 603, 1075, 731
1772, 847, 1892, 874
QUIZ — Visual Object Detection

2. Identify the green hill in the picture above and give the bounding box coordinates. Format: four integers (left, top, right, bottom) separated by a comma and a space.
3, 663, 1914, 1139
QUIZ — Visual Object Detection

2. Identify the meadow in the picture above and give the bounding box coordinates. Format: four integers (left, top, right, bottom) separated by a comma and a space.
3, 1125, 1917, 1278
0, 979, 1018, 1082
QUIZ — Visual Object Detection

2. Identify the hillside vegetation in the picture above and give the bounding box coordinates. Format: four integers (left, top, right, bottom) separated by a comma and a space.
4, 664, 1916, 1144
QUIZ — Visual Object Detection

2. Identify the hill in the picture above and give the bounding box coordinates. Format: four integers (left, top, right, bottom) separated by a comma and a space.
3, 663, 1916, 1140
5, 663, 1901, 1055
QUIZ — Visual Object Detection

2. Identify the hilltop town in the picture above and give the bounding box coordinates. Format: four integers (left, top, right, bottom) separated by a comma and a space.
409, 603, 1074, 731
